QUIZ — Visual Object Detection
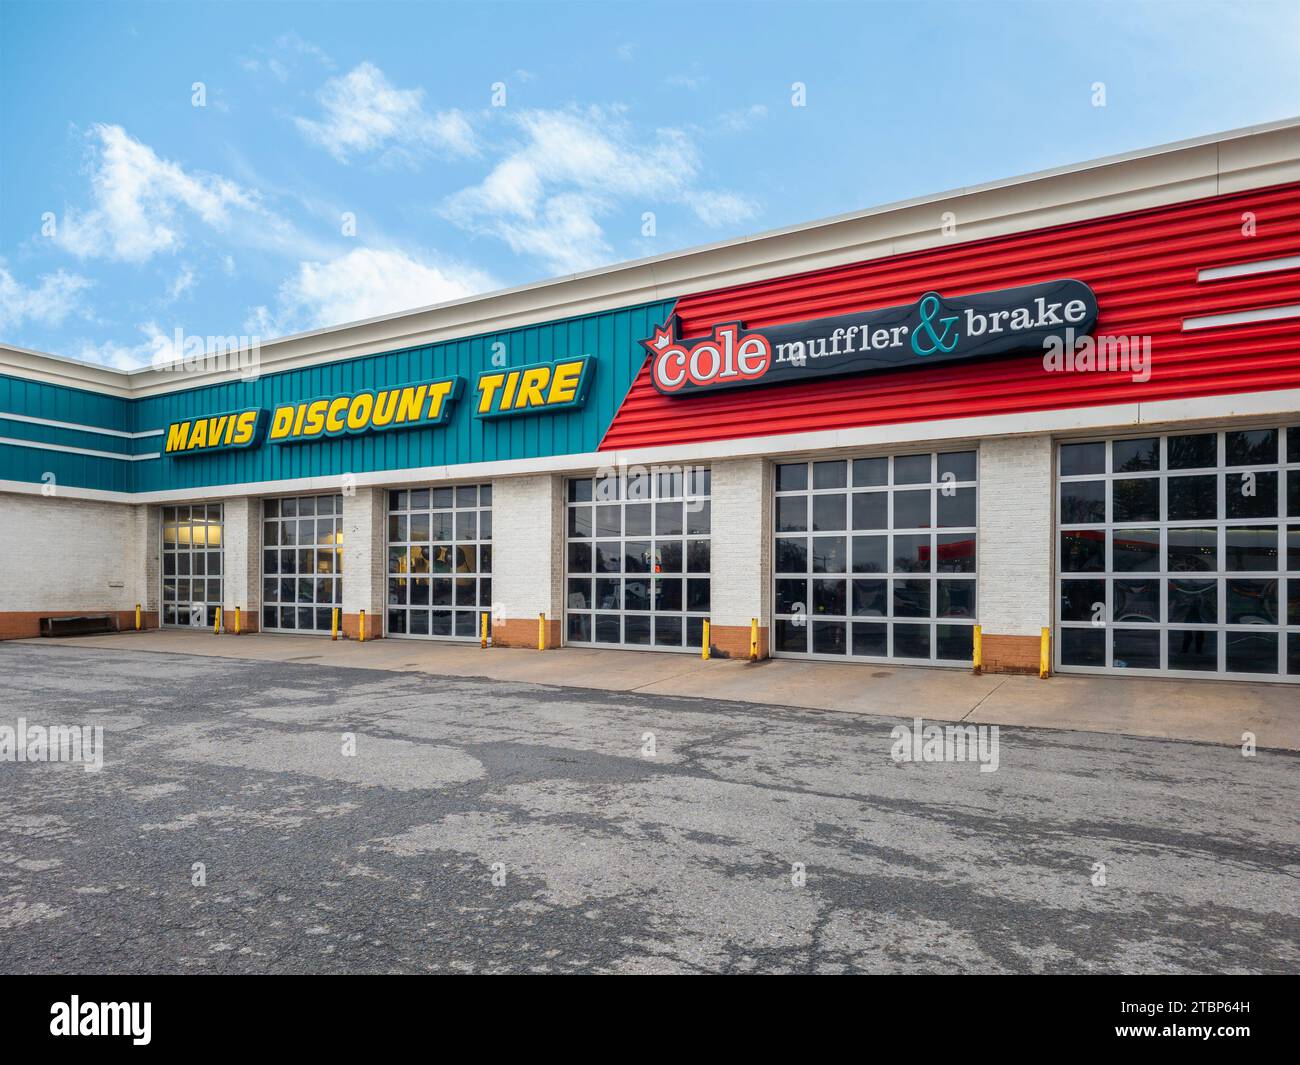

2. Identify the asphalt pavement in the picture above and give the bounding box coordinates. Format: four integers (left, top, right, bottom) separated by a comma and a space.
1, 642, 1296, 974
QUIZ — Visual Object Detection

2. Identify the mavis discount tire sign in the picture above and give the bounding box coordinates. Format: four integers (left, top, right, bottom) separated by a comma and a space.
643, 279, 1098, 396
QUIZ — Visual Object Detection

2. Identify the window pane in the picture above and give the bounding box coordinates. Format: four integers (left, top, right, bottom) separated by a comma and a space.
1167, 475, 1217, 521
1225, 429, 1277, 466
1168, 579, 1217, 625
775, 463, 807, 492
1112, 438, 1158, 472
1060, 442, 1105, 476
1168, 434, 1216, 470
1113, 478, 1159, 523
812, 460, 847, 490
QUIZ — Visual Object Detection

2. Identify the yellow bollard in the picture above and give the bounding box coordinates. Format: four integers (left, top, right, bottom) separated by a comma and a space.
331, 607, 339, 641
214, 606, 222, 635
359, 609, 366, 643
702, 619, 711, 661
972, 624, 983, 675
538, 612, 546, 651
749, 617, 758, 661
481, 612, 489, 649
1039, 626, 1050, 679
134, 603, 141, 632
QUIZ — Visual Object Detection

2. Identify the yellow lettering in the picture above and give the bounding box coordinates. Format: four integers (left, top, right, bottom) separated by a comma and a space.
292, 403, 307, 437
325, 396, 349, 433
477, 373, 505, 414
500, 371, 519, 410
269, 405, 294, 440
425, 381, 454, 421
209, 416, 228, 445
347, 393, 375, 431
188, 420, 209, 449
546, 360, 584, 405
303, 399, 329, 437
166, 422, 191, 452
372, 389, 400, 427
514, 366, 550, 409
395, 385, 427, 424
232, 411, 258, 445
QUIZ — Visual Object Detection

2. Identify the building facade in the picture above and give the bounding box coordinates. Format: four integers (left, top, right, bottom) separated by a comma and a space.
2, 121, 1299, 681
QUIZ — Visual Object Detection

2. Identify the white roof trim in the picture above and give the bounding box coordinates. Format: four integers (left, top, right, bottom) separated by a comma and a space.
3, 118, 1299, 400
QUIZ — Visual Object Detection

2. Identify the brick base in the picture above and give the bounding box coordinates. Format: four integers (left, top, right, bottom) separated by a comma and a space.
0, 609, 159, 641
708, 624, 769, 659
492, 617, 562, 649
218, 612, 260, 635
340, 612, 383, 640
982, 633, 1045, 676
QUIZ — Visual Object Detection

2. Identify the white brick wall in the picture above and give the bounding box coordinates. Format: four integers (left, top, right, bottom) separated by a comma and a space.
341, 487, 385, 616
220, 497, 261, 616
130, 503, 160, 613
977, 435, 1054, 636
492, 474, 564, 619
709, 457, 770, 628
0, 492, 143, 611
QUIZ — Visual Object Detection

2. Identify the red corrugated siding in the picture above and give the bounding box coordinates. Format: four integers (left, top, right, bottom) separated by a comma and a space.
600, 182, 1300, 451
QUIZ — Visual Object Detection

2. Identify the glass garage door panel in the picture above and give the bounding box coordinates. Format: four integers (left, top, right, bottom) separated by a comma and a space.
1057, 427, 1300, 680
565, 467, 711, 651
261, 495, 343, 633
772, 451, 978, 664
161, 504, 223, 627
387, 484, 492, 640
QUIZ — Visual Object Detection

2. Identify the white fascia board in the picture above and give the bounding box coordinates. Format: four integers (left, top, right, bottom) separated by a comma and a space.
5, 387, 1297, 506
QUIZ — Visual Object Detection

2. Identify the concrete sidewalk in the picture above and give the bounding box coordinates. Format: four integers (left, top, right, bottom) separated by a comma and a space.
18, 629, 1300, 750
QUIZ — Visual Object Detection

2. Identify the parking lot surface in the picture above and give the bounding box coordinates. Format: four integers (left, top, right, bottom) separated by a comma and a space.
2, 643, 1296, 974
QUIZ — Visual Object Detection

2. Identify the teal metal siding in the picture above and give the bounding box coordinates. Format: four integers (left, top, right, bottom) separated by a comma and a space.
0, 300, 671, 494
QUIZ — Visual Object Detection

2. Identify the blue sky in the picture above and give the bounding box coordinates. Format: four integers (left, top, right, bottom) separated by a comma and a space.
1, 0, 1297, 369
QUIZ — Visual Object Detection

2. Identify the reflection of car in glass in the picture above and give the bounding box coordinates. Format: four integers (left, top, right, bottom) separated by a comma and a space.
1114, 580, 1159, 623
1229, 580, 1278, 626
893, 585, 929, 618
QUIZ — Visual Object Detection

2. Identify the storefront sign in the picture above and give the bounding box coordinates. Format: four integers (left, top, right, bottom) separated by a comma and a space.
163, 361, 594, 456
474, 356, 594, 419
164, 408, 265, 455
267, 379, 461, 444
643, 279, 1098, 395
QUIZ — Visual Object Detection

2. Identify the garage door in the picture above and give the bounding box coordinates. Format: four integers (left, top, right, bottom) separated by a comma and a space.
261, 494, 343, 633
772, 451, 978, 664
564, 467, 711, 651
386, 484, 492, 640
1057, 427, 1299, 680
161, 504, 223, 627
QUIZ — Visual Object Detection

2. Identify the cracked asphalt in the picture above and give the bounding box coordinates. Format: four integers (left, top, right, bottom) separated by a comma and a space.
1, 642, 1297, 974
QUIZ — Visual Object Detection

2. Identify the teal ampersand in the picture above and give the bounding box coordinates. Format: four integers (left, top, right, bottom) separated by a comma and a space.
911, 294, 959, 356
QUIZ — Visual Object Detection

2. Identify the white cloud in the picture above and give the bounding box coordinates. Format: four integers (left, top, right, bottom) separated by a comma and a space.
689, 189, 760, 228
241, 32, 334, 82
441, 106, 758, 274
55, 124, 262, 262
72, 321, 176, 371
248, 246, 498, 337
294, 62, 476, 164
0, 265, 94, 332
720, 104, 768, 132
165, 265, 196, 303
